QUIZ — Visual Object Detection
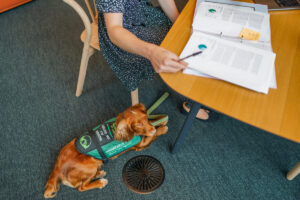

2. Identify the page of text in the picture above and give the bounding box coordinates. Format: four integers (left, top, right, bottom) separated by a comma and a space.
180, 32, 276, 93
192, 2, 270, 42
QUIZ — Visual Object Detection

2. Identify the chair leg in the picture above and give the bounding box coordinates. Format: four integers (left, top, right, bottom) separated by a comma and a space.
76, 46, 95, 97
131, 88, 139, 106
286, 162, 300, 180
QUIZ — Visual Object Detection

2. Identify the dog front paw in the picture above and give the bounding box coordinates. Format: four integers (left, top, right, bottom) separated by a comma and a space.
99, 179, 108, 189
131, 146, 144, 151
95, 170, 106, 178
156, 125, 168, 136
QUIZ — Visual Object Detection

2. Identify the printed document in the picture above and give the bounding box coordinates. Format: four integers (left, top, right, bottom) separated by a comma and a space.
181, 0, 277, 93
192, 2, 271, 42
180, 31, 276, 94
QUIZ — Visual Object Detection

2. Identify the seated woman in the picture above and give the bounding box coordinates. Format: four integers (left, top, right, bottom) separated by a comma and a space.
95, 0, 210, 120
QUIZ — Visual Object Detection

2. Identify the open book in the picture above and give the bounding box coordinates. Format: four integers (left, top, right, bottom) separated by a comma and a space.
181, 0, 276, 94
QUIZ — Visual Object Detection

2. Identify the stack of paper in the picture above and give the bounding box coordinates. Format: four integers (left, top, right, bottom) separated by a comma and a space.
181, 0, 276, 94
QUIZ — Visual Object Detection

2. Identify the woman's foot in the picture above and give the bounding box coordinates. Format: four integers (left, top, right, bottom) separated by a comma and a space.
181, 102, 219, 122
182, 102, 209, 120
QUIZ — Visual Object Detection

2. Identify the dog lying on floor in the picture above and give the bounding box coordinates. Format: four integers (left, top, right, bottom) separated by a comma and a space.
44, 104, 168, 198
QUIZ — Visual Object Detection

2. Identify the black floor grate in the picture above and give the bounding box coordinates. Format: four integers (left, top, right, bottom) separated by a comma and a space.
122, 155, 165, 194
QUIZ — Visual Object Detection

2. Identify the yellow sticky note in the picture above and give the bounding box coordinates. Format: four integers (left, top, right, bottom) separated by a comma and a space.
239, 28, 261, 41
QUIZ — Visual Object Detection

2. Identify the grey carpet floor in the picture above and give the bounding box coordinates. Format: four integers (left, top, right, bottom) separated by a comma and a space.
0, 0, 299, 200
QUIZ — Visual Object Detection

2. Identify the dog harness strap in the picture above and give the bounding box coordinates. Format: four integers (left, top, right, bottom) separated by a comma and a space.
90, 129, 109, 163
105, 117, 116, 124
92, 123, 115, 162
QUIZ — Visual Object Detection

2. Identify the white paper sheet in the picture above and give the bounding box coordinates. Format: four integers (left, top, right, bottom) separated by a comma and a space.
180, 31, 276, 94
192, 2, 271, 42
183, 34, 277, 89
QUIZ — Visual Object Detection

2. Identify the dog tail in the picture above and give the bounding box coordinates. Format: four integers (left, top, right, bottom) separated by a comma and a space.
44, 165, 60, 199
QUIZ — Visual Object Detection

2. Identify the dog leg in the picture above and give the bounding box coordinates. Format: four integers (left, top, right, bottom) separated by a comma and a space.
110, 148, 132, 160
44, 166, 60, 199
78, 179, 108, 192
131, 136, 156, 151
159, 119, 168, 127
95, 170, 106, 179
155, 126, 168, 136
131, 126, 168, 151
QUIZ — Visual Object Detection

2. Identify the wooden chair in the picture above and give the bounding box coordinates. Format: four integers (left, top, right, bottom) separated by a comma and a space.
63, 0, 138, 105
287, 162, 300, 180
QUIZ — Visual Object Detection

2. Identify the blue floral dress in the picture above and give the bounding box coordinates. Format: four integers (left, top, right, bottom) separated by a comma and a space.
95, 0, 172, 91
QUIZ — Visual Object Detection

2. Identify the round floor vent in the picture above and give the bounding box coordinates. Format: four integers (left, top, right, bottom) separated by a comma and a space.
122, 155, 165, 194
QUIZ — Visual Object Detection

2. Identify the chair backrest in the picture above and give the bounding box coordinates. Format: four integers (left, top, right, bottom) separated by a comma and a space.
63, 0, 98, 48
83, 0, 98, 23
63, 0, 98, 23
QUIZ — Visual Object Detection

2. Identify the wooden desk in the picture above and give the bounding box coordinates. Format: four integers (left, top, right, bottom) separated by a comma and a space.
160, 0, 300, 178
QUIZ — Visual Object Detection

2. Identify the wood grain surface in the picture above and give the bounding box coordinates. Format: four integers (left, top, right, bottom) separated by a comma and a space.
160, 0, 300, 143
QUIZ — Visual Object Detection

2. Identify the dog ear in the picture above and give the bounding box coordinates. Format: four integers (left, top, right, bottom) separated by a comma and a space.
114, 119, 134, 142
131, 103, 146, 113
115, 113, 124, 126
130, 120, 143, 133
132, 120, 143, 129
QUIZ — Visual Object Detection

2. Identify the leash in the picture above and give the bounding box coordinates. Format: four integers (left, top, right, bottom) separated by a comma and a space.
104, 92, 169, 126
147, 92, 169, 127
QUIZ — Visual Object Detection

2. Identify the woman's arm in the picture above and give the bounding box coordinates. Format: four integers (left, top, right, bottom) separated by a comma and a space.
104, 13, 187, 73
157, 0, 179, 23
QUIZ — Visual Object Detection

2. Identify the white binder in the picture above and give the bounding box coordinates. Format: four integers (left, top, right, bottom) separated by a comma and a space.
181, 0, 277, 93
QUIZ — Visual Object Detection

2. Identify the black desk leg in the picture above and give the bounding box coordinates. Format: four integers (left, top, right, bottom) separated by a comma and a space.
171, 102, 201, 154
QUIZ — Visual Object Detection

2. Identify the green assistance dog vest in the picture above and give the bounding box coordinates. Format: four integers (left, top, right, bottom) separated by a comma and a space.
75, 93, 169, 162
75, 119, 142, 162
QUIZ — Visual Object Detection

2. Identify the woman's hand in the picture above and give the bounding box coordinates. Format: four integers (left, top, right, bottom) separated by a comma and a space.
148, 45, 188, 73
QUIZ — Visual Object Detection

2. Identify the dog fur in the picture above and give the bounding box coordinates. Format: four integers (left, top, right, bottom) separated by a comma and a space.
44, 104, 168, 198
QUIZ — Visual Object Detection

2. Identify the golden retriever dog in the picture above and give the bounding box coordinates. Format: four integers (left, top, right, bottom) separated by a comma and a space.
44, 104, 168, 198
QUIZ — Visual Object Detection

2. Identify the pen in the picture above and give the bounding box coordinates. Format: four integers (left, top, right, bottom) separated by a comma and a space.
178, 50, 203, 62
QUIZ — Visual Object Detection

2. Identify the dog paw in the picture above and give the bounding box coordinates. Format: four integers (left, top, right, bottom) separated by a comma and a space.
132, 146, 144, 151
163, 126, 168, 133
96, 170, 106, 178
44, 185, 57, 199
156, 126, 168, 136
135, 148, 143, 151
160, 119, 168, 126
99, 179, 108, 188
110, 155, 119, 160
